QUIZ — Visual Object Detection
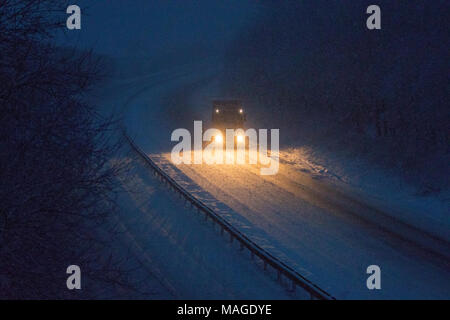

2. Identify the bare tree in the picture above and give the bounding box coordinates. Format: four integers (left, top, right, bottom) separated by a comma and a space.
0, 1, 139, 298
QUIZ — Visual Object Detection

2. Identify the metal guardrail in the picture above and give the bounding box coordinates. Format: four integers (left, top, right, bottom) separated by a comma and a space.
125, 132, 335, 300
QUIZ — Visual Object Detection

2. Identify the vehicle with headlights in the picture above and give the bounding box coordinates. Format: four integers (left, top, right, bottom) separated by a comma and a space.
211, 99, 247, 146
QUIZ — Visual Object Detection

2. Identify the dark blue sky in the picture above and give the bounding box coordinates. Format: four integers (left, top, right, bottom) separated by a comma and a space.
60, 0, 265, 57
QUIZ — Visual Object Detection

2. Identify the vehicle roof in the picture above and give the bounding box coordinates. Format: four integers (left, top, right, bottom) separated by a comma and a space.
212, 99, 242, 108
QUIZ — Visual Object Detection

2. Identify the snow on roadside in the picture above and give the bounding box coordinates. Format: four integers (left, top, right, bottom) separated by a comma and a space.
278, 146, 450, 243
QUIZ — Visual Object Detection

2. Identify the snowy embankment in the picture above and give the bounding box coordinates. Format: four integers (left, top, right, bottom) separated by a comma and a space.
277, 147, 450, 244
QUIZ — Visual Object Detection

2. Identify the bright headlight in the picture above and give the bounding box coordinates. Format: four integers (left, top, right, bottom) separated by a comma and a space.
215, 134, 223, 143
236, 135, 244, 143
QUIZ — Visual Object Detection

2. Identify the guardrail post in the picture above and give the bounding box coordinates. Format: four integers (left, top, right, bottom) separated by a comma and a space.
291, 280, 296, 293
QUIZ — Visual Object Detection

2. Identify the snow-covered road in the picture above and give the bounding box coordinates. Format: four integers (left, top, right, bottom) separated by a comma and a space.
98, 60, 450, 299
153, 152, 450, 299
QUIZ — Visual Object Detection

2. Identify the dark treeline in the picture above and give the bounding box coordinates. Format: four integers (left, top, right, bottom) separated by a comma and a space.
223, 1, 449, 192
0, 1, 137, 298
